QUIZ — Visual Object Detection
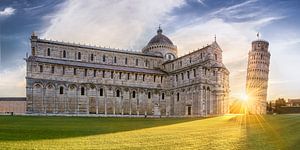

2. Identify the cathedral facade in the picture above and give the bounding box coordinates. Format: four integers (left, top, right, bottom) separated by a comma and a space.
25, 28, 230, 117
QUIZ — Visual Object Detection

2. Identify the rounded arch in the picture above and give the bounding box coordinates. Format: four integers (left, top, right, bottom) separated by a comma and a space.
88, 83, 96, 90
153, 51, 163, 57
165, 53, 175, 60
33, 82, 43, 89
68, 84, 77, 90
207, 87, 210, 91
45, 83, 55, 89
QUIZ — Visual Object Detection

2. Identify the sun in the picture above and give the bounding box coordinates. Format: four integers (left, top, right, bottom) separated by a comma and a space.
240, 93, 249, 102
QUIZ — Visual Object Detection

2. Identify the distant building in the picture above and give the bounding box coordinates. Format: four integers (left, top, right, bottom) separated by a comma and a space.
246, 38, 271, 114
287, 99, 300, 107
25, 27, 230, 117
0, 97, 26, 115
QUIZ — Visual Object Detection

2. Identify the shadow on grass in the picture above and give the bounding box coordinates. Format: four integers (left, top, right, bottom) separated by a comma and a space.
0, 116, 200, 141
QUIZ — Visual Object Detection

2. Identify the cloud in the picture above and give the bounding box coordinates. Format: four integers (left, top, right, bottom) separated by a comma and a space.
0, 64, 26, 97
41, 0, 185, 50
0, 7, 16, 16
170, 13, 283, 100
195, 0, 206, 6
36, 0, 293, 100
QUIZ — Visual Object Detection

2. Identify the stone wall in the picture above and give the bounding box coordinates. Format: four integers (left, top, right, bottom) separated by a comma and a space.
0, 98, 26, 114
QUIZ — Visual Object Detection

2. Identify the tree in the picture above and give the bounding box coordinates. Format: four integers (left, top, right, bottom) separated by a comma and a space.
274, 98, 286, 112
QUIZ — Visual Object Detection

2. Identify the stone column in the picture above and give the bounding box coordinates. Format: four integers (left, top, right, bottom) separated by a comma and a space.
129, 90, 132, 115
104, 87, 107, 115
76, 86, 79, 114
204, 89, 207, 117
96, 88, 99, 115
42, 86, 46, 114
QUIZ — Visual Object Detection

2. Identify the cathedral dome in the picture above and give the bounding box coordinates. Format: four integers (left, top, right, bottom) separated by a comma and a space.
147, 27, 174, 45
142, 26, 177, 61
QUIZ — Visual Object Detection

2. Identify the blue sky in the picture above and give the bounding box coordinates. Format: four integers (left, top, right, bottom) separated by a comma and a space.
0, 0, 300, 100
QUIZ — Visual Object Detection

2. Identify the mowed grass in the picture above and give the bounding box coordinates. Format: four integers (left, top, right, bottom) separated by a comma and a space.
0, 114, 299, 150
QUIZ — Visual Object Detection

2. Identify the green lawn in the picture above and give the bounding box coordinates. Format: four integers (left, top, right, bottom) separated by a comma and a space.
0, 114, 299, 150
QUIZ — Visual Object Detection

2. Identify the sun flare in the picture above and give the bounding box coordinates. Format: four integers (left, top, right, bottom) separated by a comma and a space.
240, 93, 249, 102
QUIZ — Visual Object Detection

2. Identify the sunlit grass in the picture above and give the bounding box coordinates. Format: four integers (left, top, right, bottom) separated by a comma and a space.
0, 114, 299, 149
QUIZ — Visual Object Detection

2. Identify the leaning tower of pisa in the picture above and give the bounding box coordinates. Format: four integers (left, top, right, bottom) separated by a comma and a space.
246, 37, 271, 114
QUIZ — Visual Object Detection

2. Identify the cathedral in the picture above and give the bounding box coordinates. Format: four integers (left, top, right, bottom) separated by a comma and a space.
25, 27, 230, 117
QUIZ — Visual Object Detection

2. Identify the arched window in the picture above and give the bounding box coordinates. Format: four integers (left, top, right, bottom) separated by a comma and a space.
136, 59, 138, 66
63, 50, 66, 58
177, 93, 180, 101
39, 65, 43, 72
32, 47, 36, 56
74, 68, 77, 75
125, 58, 128, 65
148, 92, 151, 99
103, 55, 106, 62
51, 66, 55, 74
46, 48, 51, 56
162, 93, 165, 100
81, 87, 85, 95
111, 71, 114, 79
62, 66, 65, 75
132, 91, 136, 98
114, 56, 117, 63
119, 72, 122, 79
116, 90, 120, 97
78, 52, 81, 60
91, 54, 94, 61
100, 88, 103, 96
84, 69, 87, 76
59, 87, 64, 94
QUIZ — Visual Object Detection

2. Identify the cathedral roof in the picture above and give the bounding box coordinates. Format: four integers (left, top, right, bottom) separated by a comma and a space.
147, 27, 173, 45
28, 56, 166, 75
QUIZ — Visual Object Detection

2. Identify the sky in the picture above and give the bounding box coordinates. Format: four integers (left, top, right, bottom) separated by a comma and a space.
0, 0, 300, 100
